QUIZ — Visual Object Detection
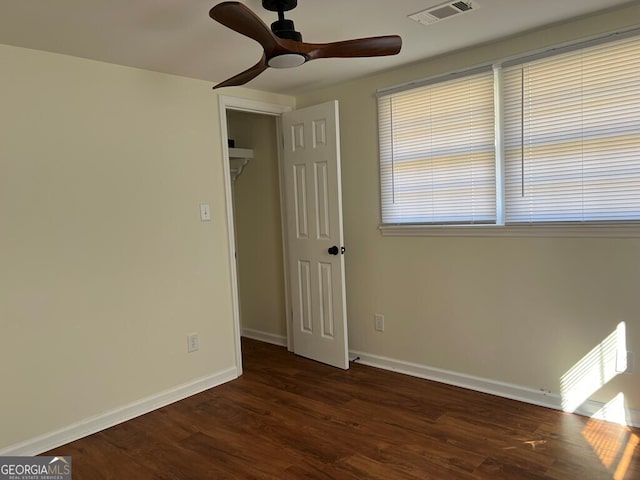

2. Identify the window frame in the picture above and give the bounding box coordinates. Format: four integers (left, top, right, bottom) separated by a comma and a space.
377, 28, 640, 237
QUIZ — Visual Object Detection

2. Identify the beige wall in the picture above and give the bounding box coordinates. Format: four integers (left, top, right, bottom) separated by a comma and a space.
296, 3, 640, 413
0, 44, 294, 450
227, 111, 287, 339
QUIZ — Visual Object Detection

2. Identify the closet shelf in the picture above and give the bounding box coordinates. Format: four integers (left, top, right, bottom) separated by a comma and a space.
229, 148, 254, 183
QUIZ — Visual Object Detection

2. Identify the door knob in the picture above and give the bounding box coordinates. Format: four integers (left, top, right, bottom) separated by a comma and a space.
328, 245, 339, 255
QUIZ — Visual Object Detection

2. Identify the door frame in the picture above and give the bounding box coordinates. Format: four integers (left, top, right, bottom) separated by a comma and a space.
218, 95, 294, 376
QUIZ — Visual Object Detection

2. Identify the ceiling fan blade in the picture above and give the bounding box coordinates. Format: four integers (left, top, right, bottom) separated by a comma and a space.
304, 35, 402, 60
212, 56, 269, 89
210, 1, 278, 52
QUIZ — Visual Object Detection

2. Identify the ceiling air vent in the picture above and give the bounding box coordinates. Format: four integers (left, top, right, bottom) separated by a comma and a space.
409, 1, 478, 26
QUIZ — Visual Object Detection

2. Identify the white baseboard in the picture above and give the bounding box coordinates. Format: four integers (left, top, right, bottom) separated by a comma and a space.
242, 328, 287, 347
0, 367, 238, 456
350, 349, 640, 428
575, 395, 640, 428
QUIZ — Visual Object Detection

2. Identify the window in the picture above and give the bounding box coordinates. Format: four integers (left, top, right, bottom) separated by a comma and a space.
504, 36, 640, 223
378, 32, 640, 230
378, 69, 496, 224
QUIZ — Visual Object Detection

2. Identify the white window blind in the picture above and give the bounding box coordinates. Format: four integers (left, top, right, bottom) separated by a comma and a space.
503, 35, 640, 223
378, 70, 496, 224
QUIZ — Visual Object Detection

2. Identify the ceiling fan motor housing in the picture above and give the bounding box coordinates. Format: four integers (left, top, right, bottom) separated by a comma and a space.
270, 19, 302, 41
262, 0, 298, 12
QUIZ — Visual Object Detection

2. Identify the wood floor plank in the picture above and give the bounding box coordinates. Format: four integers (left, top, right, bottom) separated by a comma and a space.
43, 338, 640, 479
49, 434, 166, 480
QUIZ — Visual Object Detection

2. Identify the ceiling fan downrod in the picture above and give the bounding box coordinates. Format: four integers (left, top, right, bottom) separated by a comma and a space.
263, 0, 302, 41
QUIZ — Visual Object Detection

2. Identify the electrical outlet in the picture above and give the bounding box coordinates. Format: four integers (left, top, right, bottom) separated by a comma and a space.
187, 333, 199, 353
374, 314, 385, 332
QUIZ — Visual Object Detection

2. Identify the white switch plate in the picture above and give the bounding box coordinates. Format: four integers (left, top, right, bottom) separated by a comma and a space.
374, 314, 385, 332
187, 333, 199, 353
199, 204, 211, 221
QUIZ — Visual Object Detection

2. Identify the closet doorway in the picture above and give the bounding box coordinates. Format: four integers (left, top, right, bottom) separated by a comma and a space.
227, 109, 289, 349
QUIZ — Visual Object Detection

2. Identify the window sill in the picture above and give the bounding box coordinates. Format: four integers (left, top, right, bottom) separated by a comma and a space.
379, 223, 640, 238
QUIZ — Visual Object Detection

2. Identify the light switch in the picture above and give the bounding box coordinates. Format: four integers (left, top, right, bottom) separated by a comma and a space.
200, 203, 211, 221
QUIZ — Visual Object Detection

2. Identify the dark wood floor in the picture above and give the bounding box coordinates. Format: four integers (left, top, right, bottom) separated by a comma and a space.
45, 338, 639, 479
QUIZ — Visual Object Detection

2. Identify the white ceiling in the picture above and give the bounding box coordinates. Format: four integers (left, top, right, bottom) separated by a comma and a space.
0, 0, 635, 94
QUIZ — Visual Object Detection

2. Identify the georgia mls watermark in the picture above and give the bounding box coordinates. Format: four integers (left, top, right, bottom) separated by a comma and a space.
0, 457, 71, 480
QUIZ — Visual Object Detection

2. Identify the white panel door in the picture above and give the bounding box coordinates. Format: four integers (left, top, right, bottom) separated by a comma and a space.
282, 100, 348, 369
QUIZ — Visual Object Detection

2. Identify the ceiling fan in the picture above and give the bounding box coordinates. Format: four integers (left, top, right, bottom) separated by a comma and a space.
209, 0, 402, 89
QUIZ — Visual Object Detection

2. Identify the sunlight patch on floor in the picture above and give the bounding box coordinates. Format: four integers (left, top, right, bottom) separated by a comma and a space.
583, 395, 629, 467
613, 432, 639, 480
583, 404, 638, 479
582, 394, 638, 479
